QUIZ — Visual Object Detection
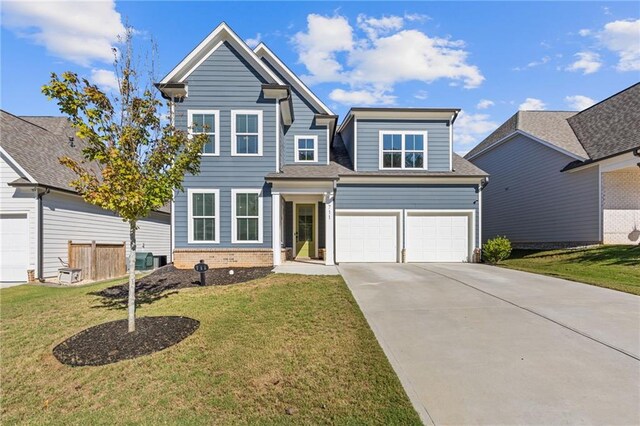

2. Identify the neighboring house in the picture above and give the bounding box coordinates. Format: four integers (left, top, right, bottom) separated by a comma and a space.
157, 23, 488, 268
466, 83, 640, 248
0, 111, 171, 282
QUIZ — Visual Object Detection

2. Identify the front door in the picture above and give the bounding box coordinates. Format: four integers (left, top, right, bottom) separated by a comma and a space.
295, 204, 315, 258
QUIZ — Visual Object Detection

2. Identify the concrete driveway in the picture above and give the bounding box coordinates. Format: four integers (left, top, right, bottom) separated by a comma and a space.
339, 263, 640, 425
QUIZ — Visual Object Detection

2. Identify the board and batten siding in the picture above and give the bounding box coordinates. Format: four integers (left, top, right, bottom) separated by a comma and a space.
335, 183, 480, 246
173, 41, 275, 249
471, 133, 599, 244
356, 119, 451, 172
41, 191, 170, 278
260, 58, 328, 166
0, 154, 37, 271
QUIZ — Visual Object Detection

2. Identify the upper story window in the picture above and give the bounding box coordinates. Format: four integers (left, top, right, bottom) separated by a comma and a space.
379, 131, 427, 169
295, 135, 318, 163
188, 110, 219, 156
188, 189, 219, 244
232, 189, 263, 243
232, 110, 263, 156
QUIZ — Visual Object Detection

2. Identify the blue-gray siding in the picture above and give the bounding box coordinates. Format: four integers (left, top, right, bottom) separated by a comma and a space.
471, 133, 600, 244
356, 119, 451, 172
336, 183, 480, 246
340, 118, 355, 167
174, 41, 275, 248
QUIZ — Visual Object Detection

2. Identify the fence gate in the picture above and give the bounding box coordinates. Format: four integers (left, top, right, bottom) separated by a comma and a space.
67, 240, 126, 281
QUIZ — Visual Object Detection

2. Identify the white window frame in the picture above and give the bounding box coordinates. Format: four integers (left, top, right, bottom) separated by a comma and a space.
187, 188, 220, 244
231, 110, 263, 156
294, 135, 318, 163
187, 110, 220, 156
231, 188, 263, 244
378, 130, 428, 170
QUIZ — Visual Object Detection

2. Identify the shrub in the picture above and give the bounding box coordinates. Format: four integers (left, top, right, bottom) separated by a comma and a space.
483, 236, 512, 264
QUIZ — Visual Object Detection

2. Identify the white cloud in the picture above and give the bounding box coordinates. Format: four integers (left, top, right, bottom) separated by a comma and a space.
476, 99, 495, 109
513, 55, 551, 71
566, 51, 602, 74
404, 13, 430, 22
1, 0, 125, 66
598, 19, 640, 71
245, 33, 262, 49
578, 29, 591, 36
292, 13, 484, 106
414, 90, 428, 100
565, 95, 596, 110
454, 111, 498, 145
519, 98, 546, 110
329, 88, 395, 106
90, 68, 119, 92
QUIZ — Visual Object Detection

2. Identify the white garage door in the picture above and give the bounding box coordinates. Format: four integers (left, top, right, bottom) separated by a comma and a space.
406, 213, 470, 262
336, 212, 398, 262
0, 213, 30, 282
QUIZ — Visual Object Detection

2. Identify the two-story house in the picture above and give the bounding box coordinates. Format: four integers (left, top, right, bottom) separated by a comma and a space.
157, 23, 488, 268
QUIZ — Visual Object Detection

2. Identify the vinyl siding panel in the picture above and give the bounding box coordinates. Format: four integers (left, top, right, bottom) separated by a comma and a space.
356, 120, 451, 171
336, 183, 480, 246
339, 118, 355, 166
41, 191, 170, 278
471, 133, 599, 244
0, 154, 37, 271
174, 42, 275, 249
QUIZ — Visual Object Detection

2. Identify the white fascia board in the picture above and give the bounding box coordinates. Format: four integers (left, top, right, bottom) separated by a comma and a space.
338, 176, 485, 185
0, 147, 37, 183
160, 23, 284, 85
254, 43, 334, 115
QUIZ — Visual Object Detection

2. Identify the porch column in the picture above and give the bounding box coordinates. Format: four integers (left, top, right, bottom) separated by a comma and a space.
325, 192, 335, 266
272, 192, 281, 266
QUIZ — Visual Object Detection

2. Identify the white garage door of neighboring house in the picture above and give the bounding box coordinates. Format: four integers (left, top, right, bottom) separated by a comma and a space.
406, 212, 472, 262
336, 212, 399, 262
0, 213, 30, 282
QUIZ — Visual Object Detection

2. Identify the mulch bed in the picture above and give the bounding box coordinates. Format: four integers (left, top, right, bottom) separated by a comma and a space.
93, 265, 272, 300
53, 316, 199, 366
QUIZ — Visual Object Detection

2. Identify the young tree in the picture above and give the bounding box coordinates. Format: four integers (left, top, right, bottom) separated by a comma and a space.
42, 29, 207, 332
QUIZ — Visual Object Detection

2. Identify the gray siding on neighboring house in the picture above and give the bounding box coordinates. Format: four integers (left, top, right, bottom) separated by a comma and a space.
336, 183, 480, 245
340, 118, 355, 166
471, 133, 600, 244
174, 41, 276, 249
356, 120, 451, 171
41, 191, 170, 278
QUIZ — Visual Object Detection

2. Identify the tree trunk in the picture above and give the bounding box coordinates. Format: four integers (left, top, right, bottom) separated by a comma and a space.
128, 221, 137, 332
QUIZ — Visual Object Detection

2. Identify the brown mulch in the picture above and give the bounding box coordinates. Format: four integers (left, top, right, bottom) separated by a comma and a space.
93, 265, 272, 300
53, 316, 200, 366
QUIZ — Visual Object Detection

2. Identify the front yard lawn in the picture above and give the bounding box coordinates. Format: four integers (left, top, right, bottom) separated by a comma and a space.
1, 274, 420, 425
501, 245, 640, 295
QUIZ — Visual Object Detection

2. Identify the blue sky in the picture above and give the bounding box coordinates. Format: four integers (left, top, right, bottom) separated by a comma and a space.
2, 1, 639, 153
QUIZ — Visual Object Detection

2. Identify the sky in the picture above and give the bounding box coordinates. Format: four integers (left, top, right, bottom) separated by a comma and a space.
1, 1, 639, 154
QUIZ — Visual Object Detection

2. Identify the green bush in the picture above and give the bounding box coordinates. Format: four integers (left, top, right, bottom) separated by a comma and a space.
483, 236, 512, 264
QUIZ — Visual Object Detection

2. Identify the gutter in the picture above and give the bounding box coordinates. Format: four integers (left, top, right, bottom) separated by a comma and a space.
36, 187, 50, 281
561, 146, 640, 172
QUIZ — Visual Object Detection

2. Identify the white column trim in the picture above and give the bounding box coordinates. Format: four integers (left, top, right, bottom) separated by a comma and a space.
272, 192, 281, 265
324, 192, 335, 265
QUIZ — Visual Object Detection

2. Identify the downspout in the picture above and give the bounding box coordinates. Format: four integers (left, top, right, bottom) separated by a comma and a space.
36, 187, 50, 281
332, 179, 338, 265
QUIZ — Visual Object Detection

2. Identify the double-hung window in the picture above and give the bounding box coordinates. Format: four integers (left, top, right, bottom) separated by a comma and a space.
188, 189, 219, 243
295, 135, 317, 162
188, 110, 219, 155
380, 131, 427, 169
232, 189, 263, 243
232, 110, 263, 155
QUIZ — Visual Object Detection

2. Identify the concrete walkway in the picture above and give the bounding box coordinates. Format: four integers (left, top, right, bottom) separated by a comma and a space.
273, 261, 340, 275
340, 263, 640, 425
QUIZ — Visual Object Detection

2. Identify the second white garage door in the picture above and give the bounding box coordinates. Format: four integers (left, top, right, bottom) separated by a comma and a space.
336, 212, 399, 262
406, 213, 471, 262
0, 213, 30, 282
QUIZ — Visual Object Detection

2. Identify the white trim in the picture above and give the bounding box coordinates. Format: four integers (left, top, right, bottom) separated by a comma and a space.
0, 147, 37, 183
0, 210, 32, 278
466, 130, 586, 162
160, 23, 284, 85
294, 135, 318, 163
378, 130, 429, 170
565, 150, 638, 173
187, 188, 220, 244
272, 192, 281, 265
338, 110, 458, 133
405, 209, 476, 262
231, 110, 263, 156
335, 209, 404, 263
170, 195, 175, 262
231, 188, 264, 244
338, 176, 485, 184
326, 126, 330, 165
478, 185, 482, 247
354, 118, 358, 171
275, 102, 280, 171
598, 164, 602, 243
253, 43, 334, 115
449, 115, 454, 171
178, 40, 224, 83
324, 193, 335, 265
293, 201, 319, 259
187, 109, 220, 156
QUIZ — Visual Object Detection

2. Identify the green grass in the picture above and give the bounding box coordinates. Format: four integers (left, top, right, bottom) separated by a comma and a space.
0, 274, 420, 425
500, 245, 640, 295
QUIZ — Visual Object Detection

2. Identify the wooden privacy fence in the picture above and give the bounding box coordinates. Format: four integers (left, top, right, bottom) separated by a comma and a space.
68, 240, 126, 281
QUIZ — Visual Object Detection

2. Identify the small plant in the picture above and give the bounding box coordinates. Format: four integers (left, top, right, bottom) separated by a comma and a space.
483, 236, 512, 264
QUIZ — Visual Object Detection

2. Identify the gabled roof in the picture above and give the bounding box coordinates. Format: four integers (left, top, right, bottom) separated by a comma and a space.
254, 43, 334, 116
465, 111, 588, 160
338, 107, 460, 133
159, 22, 284, 85
567, 82, 640, 161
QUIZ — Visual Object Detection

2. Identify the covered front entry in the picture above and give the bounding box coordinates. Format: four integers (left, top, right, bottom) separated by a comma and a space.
295, 204, 315, 258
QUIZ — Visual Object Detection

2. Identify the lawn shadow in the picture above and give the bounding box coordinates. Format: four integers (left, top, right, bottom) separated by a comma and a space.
509, 246, 640, 267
